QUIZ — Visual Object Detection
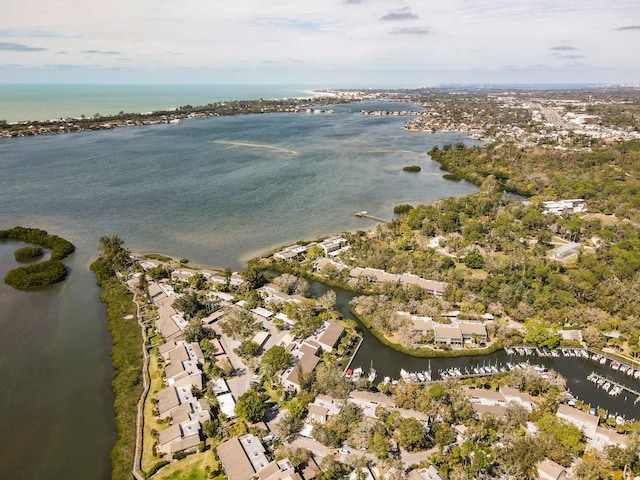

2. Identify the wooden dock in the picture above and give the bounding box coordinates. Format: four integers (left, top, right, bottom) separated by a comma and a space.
587, 372, 640, 403
355, 211, 389, 223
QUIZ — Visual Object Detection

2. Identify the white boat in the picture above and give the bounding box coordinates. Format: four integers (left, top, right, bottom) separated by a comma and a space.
603, 382, 611, 392
352, 367, 363, 380
424, 370, 432, 382
400, 368, 410, 379
600, 356, 607, 365
382, 376, 391, 385
635, 370, 640, 379
368, 368, 377, 383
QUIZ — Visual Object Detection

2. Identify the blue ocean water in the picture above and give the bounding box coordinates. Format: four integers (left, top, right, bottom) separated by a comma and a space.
0, 84, 320, 123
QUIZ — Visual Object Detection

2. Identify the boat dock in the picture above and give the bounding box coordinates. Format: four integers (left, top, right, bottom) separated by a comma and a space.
587, 372, 640, 403
355, 211, 389, 223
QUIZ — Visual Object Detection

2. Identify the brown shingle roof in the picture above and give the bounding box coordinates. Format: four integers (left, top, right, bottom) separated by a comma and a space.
217, 437, 256, 480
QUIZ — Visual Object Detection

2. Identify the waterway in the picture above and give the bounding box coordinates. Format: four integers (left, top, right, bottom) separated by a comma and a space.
0, 99, 479, 479
307, 280, 640, 421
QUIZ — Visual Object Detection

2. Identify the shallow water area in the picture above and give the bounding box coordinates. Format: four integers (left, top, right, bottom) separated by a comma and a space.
0, 99, 479, 479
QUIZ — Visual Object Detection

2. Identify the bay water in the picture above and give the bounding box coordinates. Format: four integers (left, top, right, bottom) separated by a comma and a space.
0, 98, 479, 479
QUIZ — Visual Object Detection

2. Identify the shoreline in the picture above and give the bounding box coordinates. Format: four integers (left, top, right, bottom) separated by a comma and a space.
0, 92, 357, 139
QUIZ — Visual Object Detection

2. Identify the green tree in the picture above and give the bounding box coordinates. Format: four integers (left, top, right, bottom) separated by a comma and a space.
536, 413, 584, 455
274, 412, 304, 441
463, 249, 484, 269
261, 345, 293, 376
394, 417, 430, 452
523, 319, 561, 349
172, 292, 207, 319
234, 389, 267, 423
98, 234, 129, 271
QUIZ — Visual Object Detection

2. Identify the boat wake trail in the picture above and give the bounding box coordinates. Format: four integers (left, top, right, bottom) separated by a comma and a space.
213, 139, 298, 155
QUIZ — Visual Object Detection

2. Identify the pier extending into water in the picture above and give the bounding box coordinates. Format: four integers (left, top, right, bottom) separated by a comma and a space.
587, 372, 640, 403
355, 211, 389, 223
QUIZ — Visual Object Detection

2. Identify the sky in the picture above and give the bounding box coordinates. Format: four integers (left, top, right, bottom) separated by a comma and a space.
1, 0, 640, 86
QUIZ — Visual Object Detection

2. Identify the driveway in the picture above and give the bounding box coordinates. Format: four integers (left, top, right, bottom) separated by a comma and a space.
212, 325, 252, 399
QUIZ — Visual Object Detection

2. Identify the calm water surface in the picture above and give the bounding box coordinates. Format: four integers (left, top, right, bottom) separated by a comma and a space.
0, 100, 478, 479
307, 281, 640, 421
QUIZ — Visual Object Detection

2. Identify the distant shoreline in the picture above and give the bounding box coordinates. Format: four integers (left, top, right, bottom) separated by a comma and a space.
0, 84, 335, 124
0, 92, 355, 139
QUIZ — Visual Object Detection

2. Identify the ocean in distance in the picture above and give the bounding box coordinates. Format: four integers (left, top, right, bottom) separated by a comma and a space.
0, 83, 322, 123
0, 97, 480, 479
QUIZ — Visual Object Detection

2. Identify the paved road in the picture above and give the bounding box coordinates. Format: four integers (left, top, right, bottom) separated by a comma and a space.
212, 325, 252, 398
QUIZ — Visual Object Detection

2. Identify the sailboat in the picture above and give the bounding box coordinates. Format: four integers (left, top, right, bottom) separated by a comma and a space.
367, 361, 377, 383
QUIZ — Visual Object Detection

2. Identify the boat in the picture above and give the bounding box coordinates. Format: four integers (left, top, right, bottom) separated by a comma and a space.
424, 370, 432, 382
603, 382, 611, 392
612, 361, 621, 371
620, 364, 628, 373
367, 366, 377, 383
345, 368, 353, 378
635, 370, 640, 379
382, 376, 390, 385
600, 356, 607, 365
627, 368, 635, 377
417, 372, 425, 382
400, 369, 410, 379
352, 367, 363, 381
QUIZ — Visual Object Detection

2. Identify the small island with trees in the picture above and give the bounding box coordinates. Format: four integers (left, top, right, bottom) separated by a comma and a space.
1, 226, 75, 289
14, 246, 44, 262
403, 165, 421, 172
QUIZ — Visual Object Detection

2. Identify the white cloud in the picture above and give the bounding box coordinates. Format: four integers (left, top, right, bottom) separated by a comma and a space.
1, 0, 639, 84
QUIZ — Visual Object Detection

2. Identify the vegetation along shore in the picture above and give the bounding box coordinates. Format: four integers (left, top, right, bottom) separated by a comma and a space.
88, 87, 640, 480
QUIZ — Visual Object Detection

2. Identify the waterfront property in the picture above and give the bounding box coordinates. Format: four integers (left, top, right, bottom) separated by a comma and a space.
314, 257, 448, 297
556, 404, 599, 439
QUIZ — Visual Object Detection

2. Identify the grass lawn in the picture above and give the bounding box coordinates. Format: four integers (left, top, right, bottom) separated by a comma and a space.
142, 351, 169, 473
152, 449, 219, 480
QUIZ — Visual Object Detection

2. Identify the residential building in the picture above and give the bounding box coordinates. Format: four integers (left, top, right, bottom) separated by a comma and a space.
459, 322, 488, 343
217, 435, 262, 480
556, 404, 599, 439
550, 242, 581, 260
433, 325, 463, 345
536, 458, 568, 480
317, 321, 345, 352
408, 466, 444, 480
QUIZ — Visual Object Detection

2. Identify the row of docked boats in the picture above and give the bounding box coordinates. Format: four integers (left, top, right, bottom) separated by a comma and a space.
345, 365, 378, 383
504, 346, 560, 357
587, 373, 625, 397
399, 369, 432, 383
507, 346, 640, 379
436, 361, 546, 381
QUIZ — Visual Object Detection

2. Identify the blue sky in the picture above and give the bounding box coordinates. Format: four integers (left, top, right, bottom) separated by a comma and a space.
1, 0, 639, 86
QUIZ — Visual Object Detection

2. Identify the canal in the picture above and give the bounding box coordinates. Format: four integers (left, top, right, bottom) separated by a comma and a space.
306, 279, 640, 421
